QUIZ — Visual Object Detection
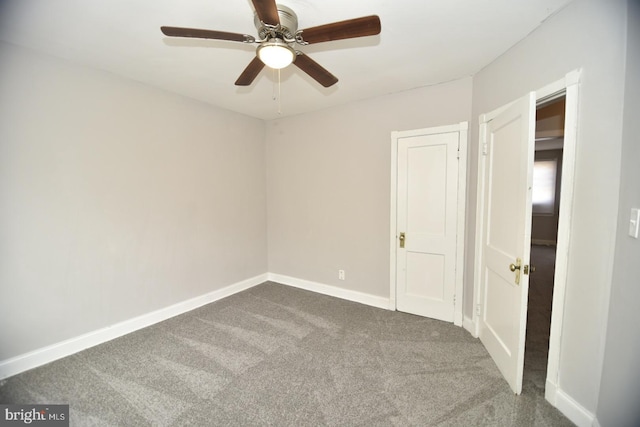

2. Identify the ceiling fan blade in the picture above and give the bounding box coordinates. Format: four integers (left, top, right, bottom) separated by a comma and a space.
293, 53, 338, 88
251, 0, 280, 25
235, 56, 266, 86
299, 15, 381, 44
161, 26, 255, 43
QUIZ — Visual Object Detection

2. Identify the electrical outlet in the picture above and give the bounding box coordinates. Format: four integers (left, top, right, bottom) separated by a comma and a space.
338, 270, 345, 280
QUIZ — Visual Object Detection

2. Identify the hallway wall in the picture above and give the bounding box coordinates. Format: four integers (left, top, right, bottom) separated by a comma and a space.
596, 0, 640, 425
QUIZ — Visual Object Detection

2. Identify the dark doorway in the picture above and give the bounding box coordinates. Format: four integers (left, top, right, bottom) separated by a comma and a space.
523, 96, 565, 396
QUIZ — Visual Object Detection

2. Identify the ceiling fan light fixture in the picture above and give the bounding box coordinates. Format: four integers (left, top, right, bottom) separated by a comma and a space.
257, 38, 295, 69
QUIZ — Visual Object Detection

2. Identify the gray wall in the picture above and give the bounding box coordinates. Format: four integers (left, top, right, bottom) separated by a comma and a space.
467, 0, 627, 414
0, 43, 267, 360
266, 78, 472, 298
596, 1, 640, 425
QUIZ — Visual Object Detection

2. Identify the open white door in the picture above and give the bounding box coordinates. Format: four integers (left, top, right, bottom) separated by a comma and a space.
395, 128, 461, 322
478, 93, 535, 394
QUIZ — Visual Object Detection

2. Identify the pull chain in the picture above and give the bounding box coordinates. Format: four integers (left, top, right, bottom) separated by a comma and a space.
272, 67, 277, 101
277, 68, 282, 115
271, 67, 282, 115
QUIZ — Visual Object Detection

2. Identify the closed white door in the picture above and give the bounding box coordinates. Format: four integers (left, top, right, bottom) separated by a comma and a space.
478, 93, 535, 394
395, 129, 460, 322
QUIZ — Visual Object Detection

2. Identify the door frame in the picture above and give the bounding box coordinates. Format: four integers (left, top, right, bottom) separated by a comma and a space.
471, 69, 581, 404
389, 122, 468, 326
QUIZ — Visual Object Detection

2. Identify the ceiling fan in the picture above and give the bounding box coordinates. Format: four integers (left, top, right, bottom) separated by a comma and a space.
160, 0, 381, 88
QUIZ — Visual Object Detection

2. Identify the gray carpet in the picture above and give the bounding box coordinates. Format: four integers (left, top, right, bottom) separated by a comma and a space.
0, 281, 573, 426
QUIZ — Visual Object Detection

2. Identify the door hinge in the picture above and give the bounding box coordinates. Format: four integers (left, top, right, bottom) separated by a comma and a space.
456, 149, 460, 159
482, 142, 488, 156
453, 294, 456, 305
476, 304, 482, 316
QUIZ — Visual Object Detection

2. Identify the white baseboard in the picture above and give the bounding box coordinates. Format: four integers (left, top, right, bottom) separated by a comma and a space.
545, 378, 558, 404
268, 273, 391, 310
0, 274, 268, 380
546, 379, 596, 427
463, 315, 478, 338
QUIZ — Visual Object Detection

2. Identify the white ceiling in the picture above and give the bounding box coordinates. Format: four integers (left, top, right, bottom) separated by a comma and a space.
0, 0, 572, 120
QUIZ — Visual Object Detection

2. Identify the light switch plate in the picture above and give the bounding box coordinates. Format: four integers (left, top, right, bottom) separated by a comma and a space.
630, 208, 640, 238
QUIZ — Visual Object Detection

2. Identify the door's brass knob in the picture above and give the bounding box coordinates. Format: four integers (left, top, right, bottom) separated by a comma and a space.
510, 257, 522, 285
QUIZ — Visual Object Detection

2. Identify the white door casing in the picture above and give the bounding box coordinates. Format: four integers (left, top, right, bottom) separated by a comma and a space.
478, 93, 535, 394
390, 123, 467, 324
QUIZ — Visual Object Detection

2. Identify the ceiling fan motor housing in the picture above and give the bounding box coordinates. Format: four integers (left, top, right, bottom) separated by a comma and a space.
254, 4, 298, 40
